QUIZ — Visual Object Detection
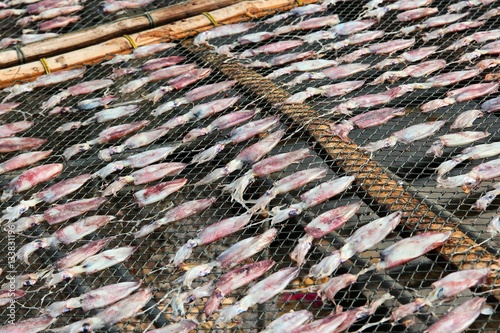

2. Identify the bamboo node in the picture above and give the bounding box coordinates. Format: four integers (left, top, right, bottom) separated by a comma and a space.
144, 12, 156, 29
39, 58, 51, 74
14, 46, 27, 65
123, 34, 138, 49
201, 12, 220, 27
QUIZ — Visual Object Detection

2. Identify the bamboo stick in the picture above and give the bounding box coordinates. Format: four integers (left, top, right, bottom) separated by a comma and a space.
0, 0, 318, 89
0, 0, 247, 69
182, 40, 500, 301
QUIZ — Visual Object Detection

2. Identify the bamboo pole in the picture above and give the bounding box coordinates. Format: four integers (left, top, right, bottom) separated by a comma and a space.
182, 40, 500, 301
0, 0, 318, 89
0, 0, 247, 69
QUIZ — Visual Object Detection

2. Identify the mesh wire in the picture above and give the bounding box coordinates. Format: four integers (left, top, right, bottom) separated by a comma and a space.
1, 0, 500, 332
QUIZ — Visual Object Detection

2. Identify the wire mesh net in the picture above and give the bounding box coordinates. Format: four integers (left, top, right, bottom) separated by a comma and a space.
0, 0, 500, 332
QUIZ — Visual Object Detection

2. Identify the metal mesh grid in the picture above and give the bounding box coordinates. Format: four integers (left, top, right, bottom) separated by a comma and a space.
0, 0, 181, 50
207, 0, 500, 242
1, 0, 500, 332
